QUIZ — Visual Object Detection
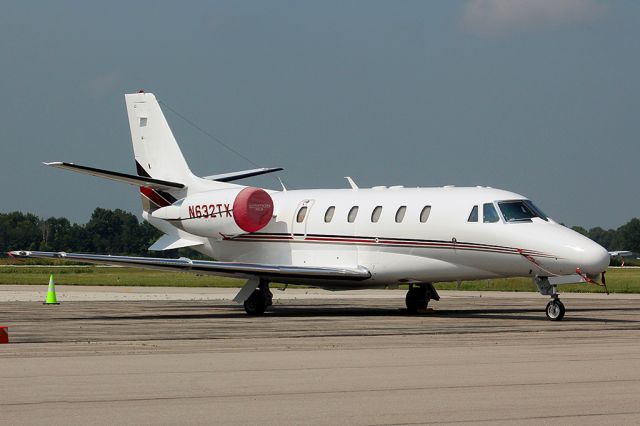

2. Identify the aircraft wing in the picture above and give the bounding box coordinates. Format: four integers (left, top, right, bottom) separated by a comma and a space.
7, 251, 371, 282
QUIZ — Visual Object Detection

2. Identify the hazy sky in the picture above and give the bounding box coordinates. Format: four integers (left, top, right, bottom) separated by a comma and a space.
2, 1, 638, 229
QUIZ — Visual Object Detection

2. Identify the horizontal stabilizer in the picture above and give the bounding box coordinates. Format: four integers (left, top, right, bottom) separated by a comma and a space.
44, 162, 185, 190
148, 235, 203, 251
203, 167, 283, 182
8, 251, 371, 281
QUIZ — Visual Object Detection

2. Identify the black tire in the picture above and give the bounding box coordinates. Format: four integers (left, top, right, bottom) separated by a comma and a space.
405, 288, 429, 314
244, 290, 267, 316
545, 299, 565, 321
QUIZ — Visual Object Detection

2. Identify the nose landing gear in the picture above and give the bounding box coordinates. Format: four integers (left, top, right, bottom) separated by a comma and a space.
535, 276, 567, 321
545, 296, 565, 321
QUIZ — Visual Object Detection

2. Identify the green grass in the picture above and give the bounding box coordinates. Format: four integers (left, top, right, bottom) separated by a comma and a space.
1, 263, 639, 293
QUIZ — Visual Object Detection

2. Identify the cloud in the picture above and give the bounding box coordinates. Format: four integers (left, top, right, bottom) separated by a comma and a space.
460, 0, 603, 35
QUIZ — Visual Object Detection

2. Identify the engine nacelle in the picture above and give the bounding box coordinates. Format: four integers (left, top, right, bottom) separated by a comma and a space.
152, 187, 274, 238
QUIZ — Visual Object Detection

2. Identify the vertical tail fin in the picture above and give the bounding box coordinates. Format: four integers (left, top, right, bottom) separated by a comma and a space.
125, 92, 193, 184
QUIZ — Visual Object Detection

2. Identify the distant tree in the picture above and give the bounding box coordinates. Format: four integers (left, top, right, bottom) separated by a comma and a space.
571, 226, 588, 236
617, 218, 640, 253
84, 208, 162, 255
0, 212, 41, 252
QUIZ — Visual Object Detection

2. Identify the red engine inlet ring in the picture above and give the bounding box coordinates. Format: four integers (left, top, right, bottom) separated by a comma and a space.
232, 188, 274, 233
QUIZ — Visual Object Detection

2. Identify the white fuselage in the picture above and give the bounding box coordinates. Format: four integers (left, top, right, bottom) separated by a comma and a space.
148, 185, 610, 289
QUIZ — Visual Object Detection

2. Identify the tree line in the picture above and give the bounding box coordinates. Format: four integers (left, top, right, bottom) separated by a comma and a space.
572, 219, 640, 254
0, 208, 161, 256
1, 208, 640, 257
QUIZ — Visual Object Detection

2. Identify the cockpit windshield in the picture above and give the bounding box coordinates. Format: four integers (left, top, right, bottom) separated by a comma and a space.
497, 200, 548, 222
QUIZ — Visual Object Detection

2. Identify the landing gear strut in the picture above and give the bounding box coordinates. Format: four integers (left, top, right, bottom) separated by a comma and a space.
405, 283, 440, 314
243, 281, 273, 315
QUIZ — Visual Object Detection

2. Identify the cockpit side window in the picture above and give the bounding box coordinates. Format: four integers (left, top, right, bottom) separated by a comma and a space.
498, 200, 548, 222
468, 205, 478, 222
483, 203, 500, 223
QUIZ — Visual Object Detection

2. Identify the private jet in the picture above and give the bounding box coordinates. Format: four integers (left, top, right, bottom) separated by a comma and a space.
9, 92, 610, 320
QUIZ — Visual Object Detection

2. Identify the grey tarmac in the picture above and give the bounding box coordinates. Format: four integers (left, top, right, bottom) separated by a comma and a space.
1, 286, 640, 425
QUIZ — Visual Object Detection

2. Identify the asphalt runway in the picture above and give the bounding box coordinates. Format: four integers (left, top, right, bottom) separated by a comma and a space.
2, 287, 640, 425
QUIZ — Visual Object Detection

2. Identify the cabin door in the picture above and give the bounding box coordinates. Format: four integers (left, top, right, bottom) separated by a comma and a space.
291, 199, 314, 240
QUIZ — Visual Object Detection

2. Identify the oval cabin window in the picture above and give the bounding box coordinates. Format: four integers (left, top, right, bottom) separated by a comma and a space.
348, 206, 359, 223
420, 206, 431, 223
324, 206, 335, 223
395, 206, 407, 223
296, 206, 308, 223
371, 206, 382, 223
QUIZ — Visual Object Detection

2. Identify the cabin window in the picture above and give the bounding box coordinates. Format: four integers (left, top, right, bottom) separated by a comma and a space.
468, 206, 478, 222
296, 206, 308, 223
324, 206, 335, 223
395, 206, 407, 223
420, 206, 431, 223
348, 206, 359, 223
483, 203, 500, 223
371, 206, 382, 223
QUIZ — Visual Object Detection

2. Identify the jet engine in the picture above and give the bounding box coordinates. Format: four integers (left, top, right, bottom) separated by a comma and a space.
152, 187, 274, 237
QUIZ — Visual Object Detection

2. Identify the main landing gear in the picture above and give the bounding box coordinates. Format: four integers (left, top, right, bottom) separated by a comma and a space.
243, 281, 273, 316
535, 276, 566, 321
405, 283, 440, 314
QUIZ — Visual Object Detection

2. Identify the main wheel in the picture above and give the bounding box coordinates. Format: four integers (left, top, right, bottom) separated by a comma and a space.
545, 299, 565, 321
244, 290, 267, 316
406, 288, 429, 313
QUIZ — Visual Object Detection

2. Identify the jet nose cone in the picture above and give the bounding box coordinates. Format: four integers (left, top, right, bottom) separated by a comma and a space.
584, 244, 610, 275
553, 227, 610, 277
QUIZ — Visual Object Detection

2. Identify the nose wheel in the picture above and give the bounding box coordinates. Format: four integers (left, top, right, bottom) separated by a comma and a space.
545, 297, 565, 321
534, 277, 568, 321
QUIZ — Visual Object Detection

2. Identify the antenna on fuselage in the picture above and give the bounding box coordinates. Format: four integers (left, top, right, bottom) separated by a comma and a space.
344, 176, 358, 190
277, 176, 287, 192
